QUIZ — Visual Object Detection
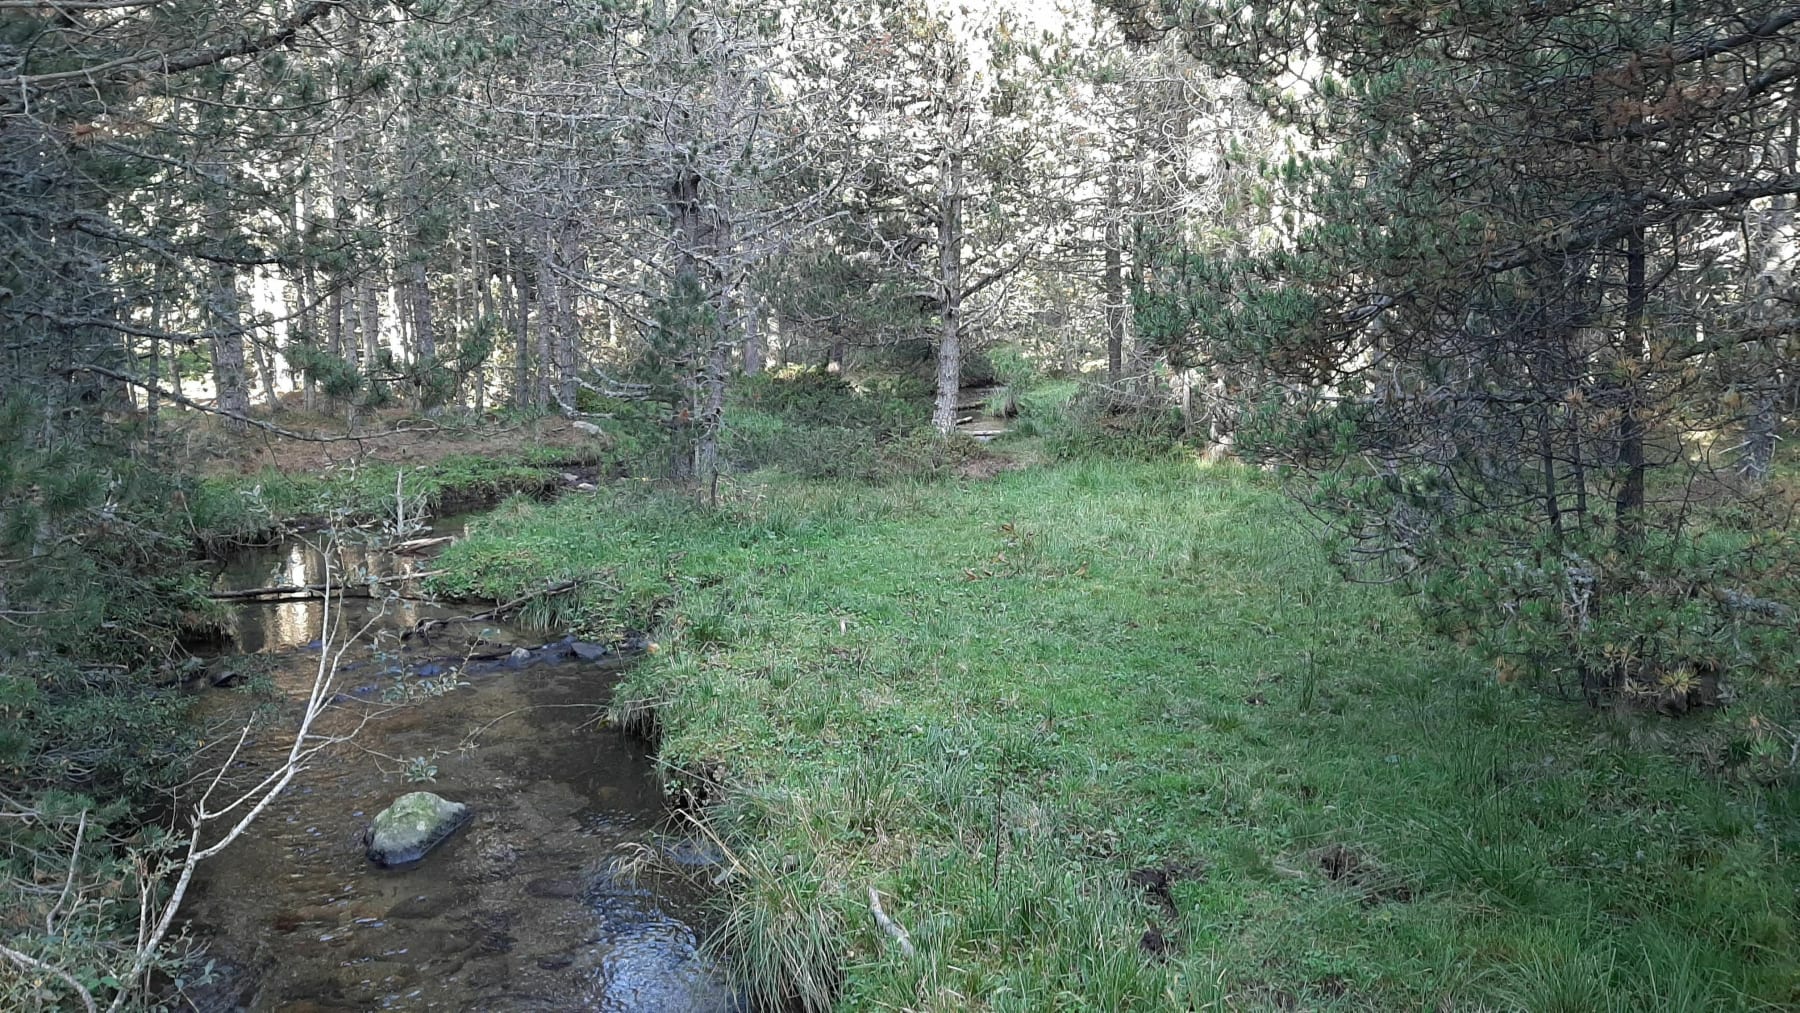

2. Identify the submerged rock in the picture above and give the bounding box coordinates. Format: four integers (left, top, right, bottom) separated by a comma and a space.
661, 836, 727, 869
366, 791, 471, 867
571, 641, 611, 661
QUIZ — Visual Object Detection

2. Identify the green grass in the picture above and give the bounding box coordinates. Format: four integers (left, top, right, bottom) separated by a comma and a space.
432, 459, 1800, 1011
188, 447, 597, 547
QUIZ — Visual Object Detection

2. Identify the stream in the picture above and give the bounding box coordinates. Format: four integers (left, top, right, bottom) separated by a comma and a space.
178, 514, 744, 1012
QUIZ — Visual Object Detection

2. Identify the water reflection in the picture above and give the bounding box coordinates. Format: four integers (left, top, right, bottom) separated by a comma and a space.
215, 516, 477, 655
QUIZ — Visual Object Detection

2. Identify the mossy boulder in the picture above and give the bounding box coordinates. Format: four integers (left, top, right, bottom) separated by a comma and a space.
366, 791, 470, 867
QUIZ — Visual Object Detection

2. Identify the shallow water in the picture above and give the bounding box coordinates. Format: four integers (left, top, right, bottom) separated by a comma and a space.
182, 526, 740, 1012
213, 513, 486, 655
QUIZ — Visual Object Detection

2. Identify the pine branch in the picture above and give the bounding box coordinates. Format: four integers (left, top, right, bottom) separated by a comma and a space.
0, 1, 349, 96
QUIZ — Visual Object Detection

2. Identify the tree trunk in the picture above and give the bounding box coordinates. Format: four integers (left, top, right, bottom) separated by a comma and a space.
1736, 113, 1794, 483
410, 258, 436, 410
1103, 159, 1126, 383
411, 259, 436, 363
668, 169, 708, 482
254, 329, 281, 408
1614, 225, 1647, 548
287, 256, 311, 412
329, 121, 356, 401
742, 294, 764, 376
1538, 405, 1563, 542
474, 228, 494, 413
209, 283, 250, 431
146, 289, 163, 426
207, 192, 249, 432
932, 94, 967, 435
359, 274, 382, 371
534, 230, 555, 410
552, 219, 581, 409
1739, 394, 1778, 482
512, 247, 532, 410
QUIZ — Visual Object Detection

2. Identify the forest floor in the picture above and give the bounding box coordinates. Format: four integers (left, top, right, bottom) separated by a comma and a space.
422, 454, 1800, 1012
165, 404, 601, 478
184, 410, 613, 547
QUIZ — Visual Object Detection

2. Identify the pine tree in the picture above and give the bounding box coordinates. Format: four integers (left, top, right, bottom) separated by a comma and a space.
1117, 0, 1800, 701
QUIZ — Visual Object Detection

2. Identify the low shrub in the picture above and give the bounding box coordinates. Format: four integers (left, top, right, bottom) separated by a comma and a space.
1043, 381, 1189, 461
731, 369, 920, 438
722, 369, 944, 480
982, 346, 1037, 419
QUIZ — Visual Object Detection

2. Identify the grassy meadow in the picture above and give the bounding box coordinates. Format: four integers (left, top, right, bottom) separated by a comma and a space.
430, 457, 1800, 1011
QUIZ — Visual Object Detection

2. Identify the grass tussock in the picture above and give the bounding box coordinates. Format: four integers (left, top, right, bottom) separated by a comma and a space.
435, 458, 1800, 1010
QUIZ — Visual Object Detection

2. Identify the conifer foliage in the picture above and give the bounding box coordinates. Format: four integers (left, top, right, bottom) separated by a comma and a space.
1119, 0, 1800, 704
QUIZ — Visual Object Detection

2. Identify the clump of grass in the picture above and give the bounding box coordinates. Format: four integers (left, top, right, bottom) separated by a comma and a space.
705, 829, 847, 1013
438, 459, 1800, 1009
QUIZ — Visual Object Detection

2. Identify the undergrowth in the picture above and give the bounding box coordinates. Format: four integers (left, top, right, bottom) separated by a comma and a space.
721, 369, 985, 482
434, 459, 1800, 1010
1043, 380, 1190, 461
0, 403, 210, 1008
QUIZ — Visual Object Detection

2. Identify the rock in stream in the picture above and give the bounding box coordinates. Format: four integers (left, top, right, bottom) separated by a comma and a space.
367, 791, 471, 866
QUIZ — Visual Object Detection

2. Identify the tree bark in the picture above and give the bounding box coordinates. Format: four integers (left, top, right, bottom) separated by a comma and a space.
411, 260, 436, 364
1614, 225, 1647, 548
742, 294, 764, 375
474, 226, 494, 413
1103, 158, 1126, 383
932, 90, 967, 435
512, 246, 532, 410
552, 219, 581, 409
358, 272, 382, 372
207, 197, 249, 432
254, 329, 281, 408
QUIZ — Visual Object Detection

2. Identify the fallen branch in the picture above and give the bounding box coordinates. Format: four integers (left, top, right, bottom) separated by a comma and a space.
1712, 587, 1797, 623
393, 535, 455, 555
209, 571, 444, 602
209, 582, 374, 602
868, 887, 916, 959
404, 578, 583, 641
